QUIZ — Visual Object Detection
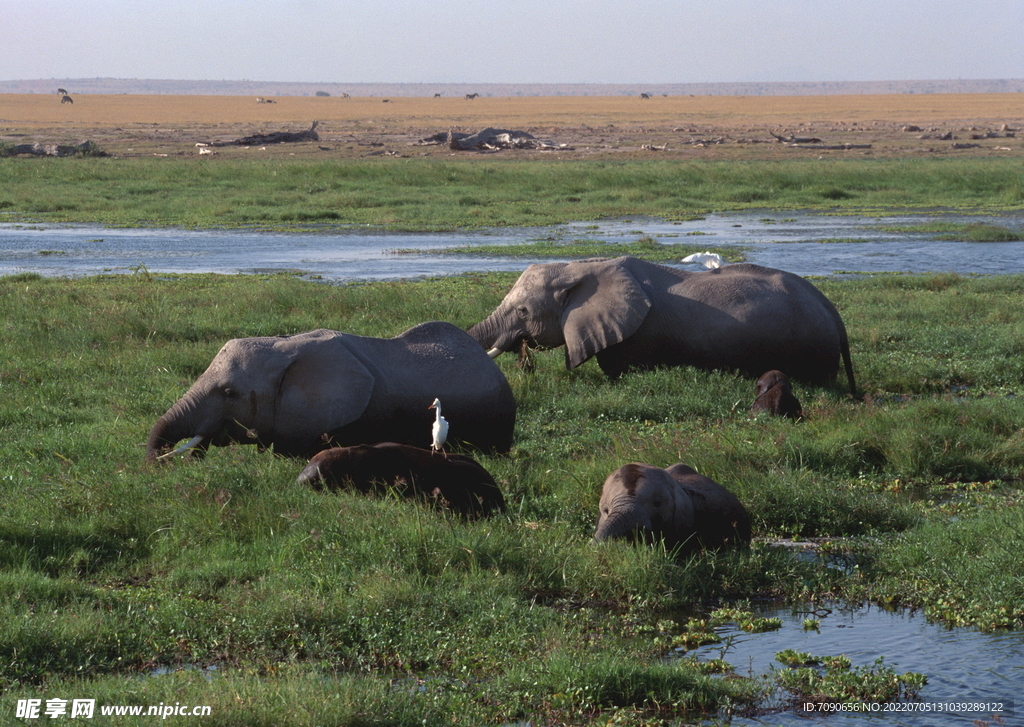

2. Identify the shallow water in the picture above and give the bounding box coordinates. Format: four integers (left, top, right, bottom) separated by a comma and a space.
685, 603, 1021, 726
2, 210, 1023, 280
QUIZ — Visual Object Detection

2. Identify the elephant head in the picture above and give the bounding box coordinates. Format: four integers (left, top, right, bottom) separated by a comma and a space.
146, 329, 375, 460
593, 463, 696, 551
467, 258, 652, 370
750, 370, 804, 420
594, 463, 751, 554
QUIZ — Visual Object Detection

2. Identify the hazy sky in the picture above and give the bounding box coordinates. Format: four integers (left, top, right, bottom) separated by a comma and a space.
4, 0, 1022, 84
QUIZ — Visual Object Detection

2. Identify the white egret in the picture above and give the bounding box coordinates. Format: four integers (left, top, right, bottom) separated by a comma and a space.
681, 251, 725, 269
428, 398, 449, 456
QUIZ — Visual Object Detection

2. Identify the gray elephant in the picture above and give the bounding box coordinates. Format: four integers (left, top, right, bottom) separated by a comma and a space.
593, 463, 751, 554
750, 370, 803, 420
296, 442, 505, 516
146, 322, 516, 461
468, 256, 856, 394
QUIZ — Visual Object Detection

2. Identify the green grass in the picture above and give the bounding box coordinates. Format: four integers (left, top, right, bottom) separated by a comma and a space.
2, 157, 1023, 230
1, 271, 1023, 723
395, 234, 747, 263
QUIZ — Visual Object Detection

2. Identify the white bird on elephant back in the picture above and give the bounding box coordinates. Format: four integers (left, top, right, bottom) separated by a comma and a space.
681, 251, 725, 269
428, 398, 448, 456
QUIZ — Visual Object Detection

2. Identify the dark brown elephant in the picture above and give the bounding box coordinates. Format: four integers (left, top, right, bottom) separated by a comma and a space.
750, 370, 803, 420
593, 463, 751, 554
147, 322, 516, 461
468, 256, 856, 394
296, 442, 505, 516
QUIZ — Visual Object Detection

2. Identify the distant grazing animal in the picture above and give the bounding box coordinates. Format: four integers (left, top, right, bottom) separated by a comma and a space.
465, 92, 479, 100
296, 442, 506, 516
593, 463, 751, 554
146, 322, 517, 461
681, 251, 725, 269
60, 95, 73, 104
256, 97, 276, 104
639, 92, 651, 99
469, 256, 857, 392
750, 370, 803, 420
434, 93, 442, 97
56, 87, 68, 95
428, 398, 449, 455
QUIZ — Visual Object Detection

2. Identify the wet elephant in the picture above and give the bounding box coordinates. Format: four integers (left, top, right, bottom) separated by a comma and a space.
468, 256, 856, 393
593, 463, 751, 554
146, 322, 516, 460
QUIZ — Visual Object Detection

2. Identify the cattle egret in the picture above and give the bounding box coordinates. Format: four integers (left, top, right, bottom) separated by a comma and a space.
681, 251, 725, 269
428, 398, 449, 455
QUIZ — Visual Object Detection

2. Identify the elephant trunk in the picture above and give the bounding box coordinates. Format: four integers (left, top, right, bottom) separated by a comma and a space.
145, 396, 208, 461
593, 510, 643, 543
467, 311, 523, 359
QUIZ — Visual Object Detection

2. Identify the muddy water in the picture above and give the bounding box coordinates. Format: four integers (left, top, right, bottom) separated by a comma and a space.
683, 603, 1021, 726
2, 210, 1024, 280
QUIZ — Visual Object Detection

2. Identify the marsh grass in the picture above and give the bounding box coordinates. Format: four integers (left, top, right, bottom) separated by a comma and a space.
398, 235, 746, 264
2, 271, 1023, 721
3, 157, 1024, 230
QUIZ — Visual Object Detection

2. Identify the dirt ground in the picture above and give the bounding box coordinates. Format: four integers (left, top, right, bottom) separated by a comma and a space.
1, 92, 1022, 161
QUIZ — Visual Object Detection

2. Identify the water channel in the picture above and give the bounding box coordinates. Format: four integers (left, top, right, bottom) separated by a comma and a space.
2, 209, 1024, 280
5, 209, 1024, 725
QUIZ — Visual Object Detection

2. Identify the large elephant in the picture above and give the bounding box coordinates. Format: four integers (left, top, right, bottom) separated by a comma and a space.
593, 463, 751, 554
296, 442, 505, 516
468, 256, 856, 394
146, 322, 516, 461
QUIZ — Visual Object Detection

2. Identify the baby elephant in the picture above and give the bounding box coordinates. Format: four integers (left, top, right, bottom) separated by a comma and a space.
593, 463, 751, 555
296, 442, 505, 516
750, 370, 803, 420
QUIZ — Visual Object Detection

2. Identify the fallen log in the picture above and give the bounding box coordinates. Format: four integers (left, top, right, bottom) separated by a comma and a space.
420, 128, 571, 151
216, 120, 319, 146
770, 130, 823, 144
784, 143, 873, 150
1, 141, 106, 157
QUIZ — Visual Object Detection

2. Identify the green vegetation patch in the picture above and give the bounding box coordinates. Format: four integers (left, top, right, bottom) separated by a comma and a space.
394, 234, 746, 263
1, 271, 1023, 722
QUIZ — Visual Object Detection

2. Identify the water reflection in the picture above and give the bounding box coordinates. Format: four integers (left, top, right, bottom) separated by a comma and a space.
685, 603, 1021, 726
2, 210, 1023, 280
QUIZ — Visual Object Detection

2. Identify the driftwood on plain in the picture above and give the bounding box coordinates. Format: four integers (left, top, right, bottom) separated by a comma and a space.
216, 120, 319, 146
770, 130, 823, 144
419, 127, 572, 151
2, 141, 106, 157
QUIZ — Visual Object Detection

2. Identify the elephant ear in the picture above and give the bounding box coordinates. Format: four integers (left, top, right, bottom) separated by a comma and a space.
274, 332, 375, 441
556, 261, 652, 369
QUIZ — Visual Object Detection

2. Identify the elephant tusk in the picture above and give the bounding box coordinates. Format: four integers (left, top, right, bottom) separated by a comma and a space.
486, 347, 503, 359
156, 435, 204, 460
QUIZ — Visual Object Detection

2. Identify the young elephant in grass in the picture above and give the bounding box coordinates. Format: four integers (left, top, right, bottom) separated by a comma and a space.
296, 442, 506, 516
750, 370, 803, 420
593, 463, 751, 554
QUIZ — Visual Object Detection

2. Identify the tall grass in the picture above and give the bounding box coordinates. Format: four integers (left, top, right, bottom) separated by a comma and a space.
1, 271, 1023, 722
2, 157, 1023, 229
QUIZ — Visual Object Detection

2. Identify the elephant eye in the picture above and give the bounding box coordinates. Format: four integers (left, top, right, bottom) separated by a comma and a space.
516, 305, 529, 319
222, 386, 237, 398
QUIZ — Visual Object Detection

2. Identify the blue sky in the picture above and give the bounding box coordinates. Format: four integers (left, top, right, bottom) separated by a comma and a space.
4, 0, 1022, 83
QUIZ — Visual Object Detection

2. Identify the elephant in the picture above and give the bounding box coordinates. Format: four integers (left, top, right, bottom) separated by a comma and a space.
146, 322, 517, 461
593, 463, 751, 554
468, 256, 856, 394
296, 442, 505, 516
750, 370, 803, 420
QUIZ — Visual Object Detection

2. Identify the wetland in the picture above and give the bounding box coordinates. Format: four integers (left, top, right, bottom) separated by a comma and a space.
1, 92, 1023, 725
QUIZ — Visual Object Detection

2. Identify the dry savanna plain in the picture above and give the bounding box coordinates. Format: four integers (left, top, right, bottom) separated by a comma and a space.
2, 91, 1023, 161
